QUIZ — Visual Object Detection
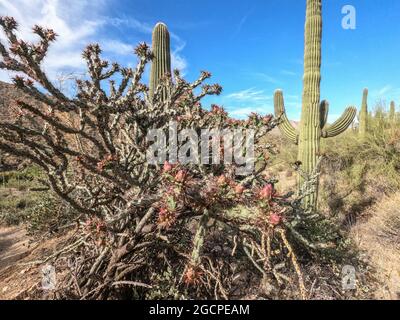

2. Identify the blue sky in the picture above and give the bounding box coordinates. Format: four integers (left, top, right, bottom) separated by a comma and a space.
1, 0, 399, 121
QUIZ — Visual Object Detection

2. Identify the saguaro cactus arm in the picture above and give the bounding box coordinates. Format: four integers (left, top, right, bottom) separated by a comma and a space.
274, 90, 298, 144
319, 100, 329, 129
321, 106, 357, 138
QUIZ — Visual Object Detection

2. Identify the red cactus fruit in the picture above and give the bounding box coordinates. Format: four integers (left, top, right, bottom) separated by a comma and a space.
234, 184, 245, 195
217, 175, 227, 186
174, 170, 186, 183
163, 161, 173, 173
269, 213, 281, 226
183, 266, 202, 286
259, 184, 274, 200
158, 208, 176, 229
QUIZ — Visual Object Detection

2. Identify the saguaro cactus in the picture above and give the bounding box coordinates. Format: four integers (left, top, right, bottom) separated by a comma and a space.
389, 101, 396, 121
274, 0, 356, 210
359, 88, 369, 137
149, 22, 171, 100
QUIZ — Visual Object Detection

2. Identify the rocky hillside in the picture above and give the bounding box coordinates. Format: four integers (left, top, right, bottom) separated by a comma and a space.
0, 81, 36, 170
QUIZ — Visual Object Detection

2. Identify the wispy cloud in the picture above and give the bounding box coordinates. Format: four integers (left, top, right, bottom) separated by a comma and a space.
213, 87, 302, 119
217, 88, 273, 118
225, 88, 271, 103
105, 16, 152, 34
377, 85, 392, 96
231, 7, 254, 39
370, 85, 400, 101
248, 72, 281, 85
281, 69, 297, 76
229, 106, 270, 118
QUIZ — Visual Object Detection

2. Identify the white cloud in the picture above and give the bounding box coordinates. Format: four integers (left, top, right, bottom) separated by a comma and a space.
225, 88, 271, 103
229, 106, 271, 118
219, 88, 273, 119
0, 0, 106, 80
171, 41, 187, 76
0, 0, 189, 81
101, 40, 134, 56
218, 88, 302, 119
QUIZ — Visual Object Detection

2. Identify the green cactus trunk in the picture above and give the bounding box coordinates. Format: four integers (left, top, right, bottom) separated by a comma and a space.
149, 22, 171, 100
389, 101, 396, 121
297, 0, 322, 209
359, 89, 368, 137
273, 0, 357, 211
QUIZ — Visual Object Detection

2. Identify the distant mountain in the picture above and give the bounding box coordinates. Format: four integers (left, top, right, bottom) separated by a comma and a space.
269, 120, 299, 136
0, 80, 40, 121
0, 81, 39, 170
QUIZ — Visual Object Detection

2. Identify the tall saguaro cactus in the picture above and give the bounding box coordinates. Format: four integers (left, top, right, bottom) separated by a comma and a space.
359, 88, 369, 137
389, 101, 396, 121
274, 0, 357, 210
149, 22, 172, 100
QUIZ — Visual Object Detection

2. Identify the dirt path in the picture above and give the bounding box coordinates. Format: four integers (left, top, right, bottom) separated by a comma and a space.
0, 225, 40, 299
0, 225, 71, 299
0, 226, 30, 271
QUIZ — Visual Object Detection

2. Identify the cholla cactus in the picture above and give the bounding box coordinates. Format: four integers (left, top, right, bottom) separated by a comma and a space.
359, 88, 369, 137
274, 0, 356, 210
149, 22, 171, 100
1, 16, 297, 299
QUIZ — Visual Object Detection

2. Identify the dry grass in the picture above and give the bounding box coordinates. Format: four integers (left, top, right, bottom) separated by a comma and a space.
351, 193, 400, 300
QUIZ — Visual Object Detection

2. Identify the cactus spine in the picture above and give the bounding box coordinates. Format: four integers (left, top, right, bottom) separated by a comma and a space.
149, 22, 171, 100
359, 88, 369, 137
274, 0, 357, 210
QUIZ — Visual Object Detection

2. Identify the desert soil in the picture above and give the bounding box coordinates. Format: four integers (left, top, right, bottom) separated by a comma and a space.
0, 225, 69, 300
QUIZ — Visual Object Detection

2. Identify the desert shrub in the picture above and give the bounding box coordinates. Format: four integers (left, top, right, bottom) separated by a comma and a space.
0, 165, 43, 189
0, 16, 357, 300
0, 164, 48, 226
319, 113, 400, 223
0, 189, 37, 225
24, 193, 79, 235
0, 204, 28, 225
0, 185, 76, 235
